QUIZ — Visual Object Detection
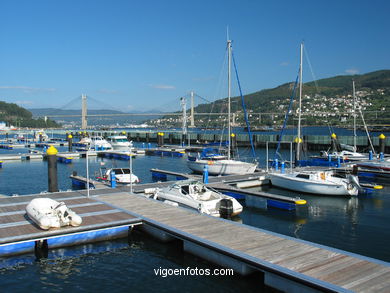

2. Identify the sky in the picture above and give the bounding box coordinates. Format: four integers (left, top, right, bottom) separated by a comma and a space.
0, 0, 389, 112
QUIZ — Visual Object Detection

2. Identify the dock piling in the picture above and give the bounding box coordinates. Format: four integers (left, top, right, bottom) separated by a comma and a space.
203, 165, 209, 184
68, 134, 73, 152
47, 146, 58, 192
110, 171, 116, 188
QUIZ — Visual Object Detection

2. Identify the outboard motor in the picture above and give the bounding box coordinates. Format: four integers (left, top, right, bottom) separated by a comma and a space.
219, 199, 233, 219
347, 174, 361, 193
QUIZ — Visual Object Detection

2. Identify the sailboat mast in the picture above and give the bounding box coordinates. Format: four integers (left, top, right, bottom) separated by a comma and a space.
227, 39, 232, 160
296, 42, 303, 161
352, 80, 357, 151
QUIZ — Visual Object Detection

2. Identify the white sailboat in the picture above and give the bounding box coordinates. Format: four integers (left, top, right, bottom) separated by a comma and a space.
320, 81, 369, 161
187, 38, 257, 175
268, 43, 360, 196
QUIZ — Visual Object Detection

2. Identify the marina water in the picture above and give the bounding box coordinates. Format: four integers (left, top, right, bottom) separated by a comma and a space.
0, 141, 389, 291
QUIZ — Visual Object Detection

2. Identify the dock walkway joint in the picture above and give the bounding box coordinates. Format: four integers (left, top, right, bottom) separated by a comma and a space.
98, 192, 390, 293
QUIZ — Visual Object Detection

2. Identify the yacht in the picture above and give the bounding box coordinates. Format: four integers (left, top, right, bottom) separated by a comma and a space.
97, 167, 139, 184
89, 136, 112, 150
107, 135, 132, 150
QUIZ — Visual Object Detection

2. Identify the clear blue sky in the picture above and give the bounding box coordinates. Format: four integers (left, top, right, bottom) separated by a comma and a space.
0, 0, 389, 112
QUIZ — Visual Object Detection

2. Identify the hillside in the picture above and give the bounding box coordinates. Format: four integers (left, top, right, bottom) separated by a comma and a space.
152, 70, 390, 127
0, 101, 59, 128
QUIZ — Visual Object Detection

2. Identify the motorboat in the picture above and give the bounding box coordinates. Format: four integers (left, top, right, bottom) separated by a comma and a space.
26, 198, 82, 230
97, 167, 139, 184
107, 135, 132, 150
268, 169, 360, 196
79, 136, 92, 144
146, 180, 243, 218
89, 136, 112, 150
319, 150, 367, 161
33, 129, 49, 142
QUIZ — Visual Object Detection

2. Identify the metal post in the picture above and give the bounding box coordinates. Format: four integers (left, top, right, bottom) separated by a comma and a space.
266, 141, 269, 172
290, 142, 293, 172
296, 42, 303, 161
129, 142, 133, 193
86, 150, 90, 197
47, 146, 58, 192
227, 39, 232, 160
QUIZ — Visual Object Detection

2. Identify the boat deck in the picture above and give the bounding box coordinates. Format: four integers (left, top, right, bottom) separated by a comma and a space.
98, 192, 390, 293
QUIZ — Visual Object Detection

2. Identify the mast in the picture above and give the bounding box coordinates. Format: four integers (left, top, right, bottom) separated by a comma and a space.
227, 39, 232, 160
352, 80, 357, 151
181, 97, 187, 145
296, 42, 303, 161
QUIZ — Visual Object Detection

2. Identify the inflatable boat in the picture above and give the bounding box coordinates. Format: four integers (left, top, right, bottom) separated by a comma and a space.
26, 198, 82, 230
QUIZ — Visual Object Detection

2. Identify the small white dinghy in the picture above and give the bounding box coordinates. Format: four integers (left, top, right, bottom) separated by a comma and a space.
26, 198, 82, 230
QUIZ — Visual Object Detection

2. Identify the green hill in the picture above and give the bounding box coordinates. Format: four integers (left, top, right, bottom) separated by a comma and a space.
0, 101, 59, 128
155, 70, 390, 127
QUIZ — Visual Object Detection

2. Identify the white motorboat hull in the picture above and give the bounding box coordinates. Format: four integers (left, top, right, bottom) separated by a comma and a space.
150, 180, 243, 217
111, 142, 132, 150
187, 159, 257, 175
269, 173, 357, 196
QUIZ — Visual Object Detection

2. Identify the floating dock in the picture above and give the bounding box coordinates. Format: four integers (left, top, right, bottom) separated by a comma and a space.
70, 169, 305, 210
98, 192, 390, 293
0, 191, 141, 257
0, 189, 388, 292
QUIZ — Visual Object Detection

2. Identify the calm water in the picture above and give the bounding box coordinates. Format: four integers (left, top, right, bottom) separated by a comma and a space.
0, 142, 389, 291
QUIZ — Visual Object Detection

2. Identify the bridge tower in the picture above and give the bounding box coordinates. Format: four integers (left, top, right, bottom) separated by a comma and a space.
81, 94, 87, 130
189, 91, 195, 128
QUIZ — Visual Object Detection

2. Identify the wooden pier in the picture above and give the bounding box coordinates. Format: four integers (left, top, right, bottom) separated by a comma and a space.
70, 169, 304, 209
0, 191, 141, 256
98, 192, 390, 293
0, 189, 388, 292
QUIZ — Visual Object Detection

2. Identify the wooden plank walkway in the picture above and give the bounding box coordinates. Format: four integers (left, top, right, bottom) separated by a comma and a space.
97, 192, 390, 293
0, 192, 141, 246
